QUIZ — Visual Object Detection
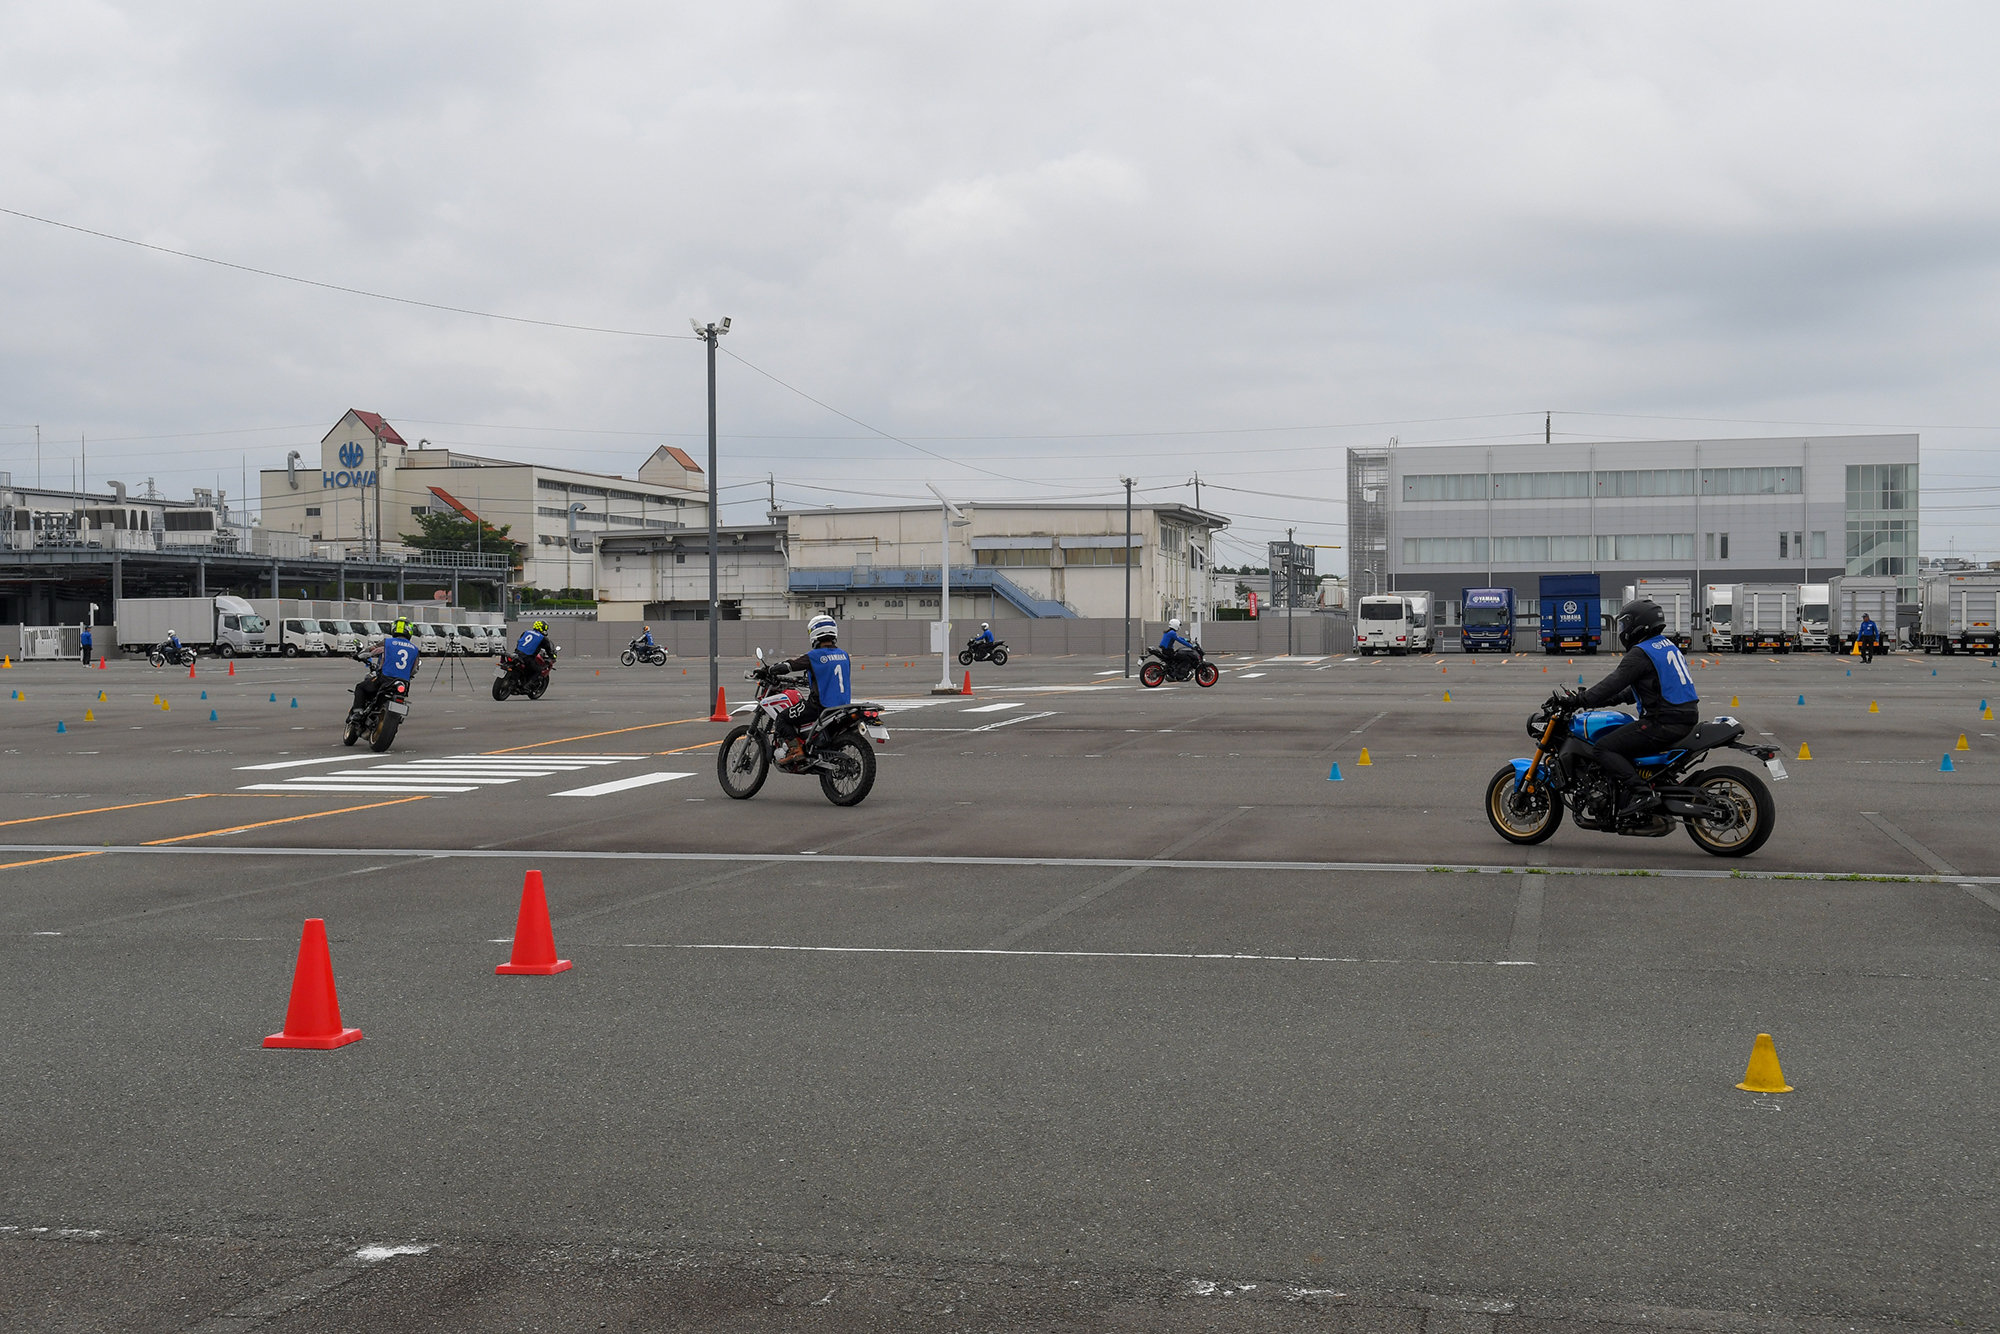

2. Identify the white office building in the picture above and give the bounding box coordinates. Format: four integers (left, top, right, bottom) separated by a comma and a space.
1347, 434, 1920, 618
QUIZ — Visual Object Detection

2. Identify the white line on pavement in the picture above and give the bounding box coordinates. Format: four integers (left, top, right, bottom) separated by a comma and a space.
234, 756, 356, 771
237, 782, 479, 793
967, 710, 1059, 732
960, 701, 1023, 713
553, 771, 695, 797
622, 942, 1524, 967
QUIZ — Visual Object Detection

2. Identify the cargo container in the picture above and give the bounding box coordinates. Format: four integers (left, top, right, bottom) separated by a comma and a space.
1702, 584, 1736, 652
1919, 570, 2000, 655
1826, 576, 1898, 655
1628, 578, 1693, 649
1736, 583, 1800, 652
114, 595, 266, 657
1459, 587, 1516, 653
1797, 583, 1831, 651
1539, 574, 1601, 655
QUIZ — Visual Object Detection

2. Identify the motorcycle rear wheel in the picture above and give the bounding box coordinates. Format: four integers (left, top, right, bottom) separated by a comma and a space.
1485, 764, 1563, 844
1139, 662, 1166, 688
491, 679, 510, 701
370, 712, 400, 753
717, 725, 770, 799
1683, 765, 1774, 857
817, 735, 876, 807
1195, 662, 1219, 687
990, 647, 1008, 666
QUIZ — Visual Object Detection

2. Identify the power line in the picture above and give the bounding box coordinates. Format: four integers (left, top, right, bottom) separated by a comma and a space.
0, 206, 700, 341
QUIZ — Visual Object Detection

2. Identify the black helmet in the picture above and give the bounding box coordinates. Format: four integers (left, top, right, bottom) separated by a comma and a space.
1616, 598, 1667, 649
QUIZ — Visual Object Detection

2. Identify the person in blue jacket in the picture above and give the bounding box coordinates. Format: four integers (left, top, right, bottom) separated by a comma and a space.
79, 623, 92, 666
351, 618, 420, 720
771, 614, 852, 764
1566, 599, 1699, 818
1158, 617, 1199, 673
1857, 613, 1879, 664
515, 619, 556, 679
975, 622, 994, 644
638, 625, 656, 648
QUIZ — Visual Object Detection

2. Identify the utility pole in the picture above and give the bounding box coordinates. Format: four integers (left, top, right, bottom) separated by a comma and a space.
1545, 410, 1552, 445
767, 472, 776, 522
1190, 471, 1201, 511
1122, 477, 1135, 677
928, 483, 970, 694
1286, 526, 1295, 658
692, 317, 731, 704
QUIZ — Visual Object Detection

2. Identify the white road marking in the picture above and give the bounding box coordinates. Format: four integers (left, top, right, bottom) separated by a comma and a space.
238, 752, 629, 796
1093, 670, 1122, 675
623, 942, 1522, 967
967, 710, 1059, 732
234, 756, 357, 771
553, 771, 695, 797
960, 701, 1023, 713
1238, 672, 1267, 679
239, 782, 480, 793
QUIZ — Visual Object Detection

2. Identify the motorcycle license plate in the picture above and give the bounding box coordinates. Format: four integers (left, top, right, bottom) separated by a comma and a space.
385, 701, 409, 717
1764, 757, 1788, 781
864, 725, 889, 743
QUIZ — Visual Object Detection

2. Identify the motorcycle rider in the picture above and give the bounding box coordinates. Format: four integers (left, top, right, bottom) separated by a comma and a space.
350, 618, 420, 722
1158, 617, 1199, 674
1857, 613, 1878, 664
1565, 598, 1699, 819
513, 619, 556, 684
769, 614, 852, 766
157, 629, 183, 663
968, 622, 996, 657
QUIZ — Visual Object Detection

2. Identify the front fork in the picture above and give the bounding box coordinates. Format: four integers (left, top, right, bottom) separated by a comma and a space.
1514, 716, 1564, 797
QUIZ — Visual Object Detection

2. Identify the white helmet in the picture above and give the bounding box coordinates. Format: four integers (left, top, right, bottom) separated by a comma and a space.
807, 613, 838, 646
981, 622, 990, 630
1168, 617, 1181, 630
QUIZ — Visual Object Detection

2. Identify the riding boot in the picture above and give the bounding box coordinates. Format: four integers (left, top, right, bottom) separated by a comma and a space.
1616, 782, 1661, 818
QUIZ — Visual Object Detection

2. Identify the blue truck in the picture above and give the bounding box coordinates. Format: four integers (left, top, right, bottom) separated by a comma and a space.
1539, 573, 1603, 655
1459, 586, 1516, 653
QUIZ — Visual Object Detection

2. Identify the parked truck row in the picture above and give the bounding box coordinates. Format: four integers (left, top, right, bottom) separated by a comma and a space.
112, 596, 507, 659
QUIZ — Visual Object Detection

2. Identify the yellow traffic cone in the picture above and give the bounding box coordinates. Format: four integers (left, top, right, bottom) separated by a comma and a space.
1730, 695, 1739, 708
1985, 707, 1994, 721
1957, 733, 1971, 752
85, 708, 94, 722
1850, 640, 1860, 656
2, 655, 10, 668
1442, 691, 1452, 702
1869, 700, 1879, 713
1357, 747, 1373, 766
1797, 741, 1811, 760
1736, 1033, 1793, 1093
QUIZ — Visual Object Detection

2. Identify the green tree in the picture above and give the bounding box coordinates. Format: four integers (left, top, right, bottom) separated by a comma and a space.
400, 512, 523, 569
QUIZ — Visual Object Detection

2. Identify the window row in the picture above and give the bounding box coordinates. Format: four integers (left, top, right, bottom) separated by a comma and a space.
975, 547, 1131, 567
1402, 533, 1695, 564
1846, 464, 1916, 512
1402, 466, 1802, 501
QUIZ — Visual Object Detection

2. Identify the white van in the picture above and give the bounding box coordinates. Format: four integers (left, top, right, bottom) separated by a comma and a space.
318, 619, 361, 655
1355, 596, 1416, 655
278, 617, 327, 657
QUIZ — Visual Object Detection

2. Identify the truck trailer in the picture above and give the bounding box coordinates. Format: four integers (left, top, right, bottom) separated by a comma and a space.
1629, 578, 1693, 649
1539, 574, 1602, 655
1459, 587, 1516, 653
1827, 576, 1898, 656
114, 595, 266, 658
1919, 570, 2000, 655
1735, 583, 1800, 653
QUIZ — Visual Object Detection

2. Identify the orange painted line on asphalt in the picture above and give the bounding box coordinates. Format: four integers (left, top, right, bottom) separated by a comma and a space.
141, 796, 431, 845
657, 739, 725, 755
486, 716, 708, 753
0, 794, 214, 828
0, 850, 106, 872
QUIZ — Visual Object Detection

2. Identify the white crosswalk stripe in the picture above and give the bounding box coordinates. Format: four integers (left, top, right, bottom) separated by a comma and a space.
239, 753, 638, 796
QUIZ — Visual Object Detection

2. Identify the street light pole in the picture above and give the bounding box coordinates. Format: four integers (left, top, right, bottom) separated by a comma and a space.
928, 483, 969, 695
1122, 477, 1135, 677
693, 317, 731, 705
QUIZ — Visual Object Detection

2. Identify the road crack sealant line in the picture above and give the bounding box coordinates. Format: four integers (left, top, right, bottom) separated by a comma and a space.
2, 844, 1993, 887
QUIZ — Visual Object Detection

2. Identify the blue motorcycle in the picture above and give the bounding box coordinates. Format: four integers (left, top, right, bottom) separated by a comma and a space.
1485, 691, 1785, 857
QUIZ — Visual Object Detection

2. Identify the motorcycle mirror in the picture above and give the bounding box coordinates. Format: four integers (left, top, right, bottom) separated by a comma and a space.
755, 647, 765, 661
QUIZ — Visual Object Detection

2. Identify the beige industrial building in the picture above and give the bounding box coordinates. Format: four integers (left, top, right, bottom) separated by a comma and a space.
258, 410, 710, 592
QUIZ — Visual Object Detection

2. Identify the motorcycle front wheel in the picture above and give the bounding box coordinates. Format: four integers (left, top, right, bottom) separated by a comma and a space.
1485, 764, 1563, 844
370, 712, 400, 753
1139, 662, 1166, 688
148, 652, 166, 668
527, 675, 549, 700
990, 647, 1009, 666
957, 650, 974, 665
818, 735, 876, 807
1683, 765, 1775, 858
343, 718, 361, 746
1195, 662, 1219, 687
717, 725, 770, 799
619, 649, 637, 667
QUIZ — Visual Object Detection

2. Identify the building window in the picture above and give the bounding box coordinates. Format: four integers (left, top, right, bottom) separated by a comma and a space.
1064, 547, 1130, 566
1776, 531, 1803, 559
411, 506, 426, 515
1846, 518, 1916, 577
1595, 469, 1696, 497
675, 553, 685, 564
1705, 532, 1730, 560
1810, 531, 1827, 560
304, 507, 321, 517
976, 548, 1050, 567
1404, 536, 1486, 565
1402, 473, 1487, 502
1492, 470, 1590, 500
1701, 467, 1801, 496
1846, 463, 1916, 511
1595, 533, 1695, 561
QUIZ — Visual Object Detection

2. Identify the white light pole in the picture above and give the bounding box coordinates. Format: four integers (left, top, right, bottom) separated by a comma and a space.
928, 482, 970, 695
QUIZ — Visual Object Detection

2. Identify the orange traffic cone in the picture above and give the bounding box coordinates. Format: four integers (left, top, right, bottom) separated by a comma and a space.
227, 660, 234, 676
97, 657, 107, 670
263, 919, 363, 1049
961, 670, 972, 695
187, 661, 196, 678
495, 871, 572, 975
708, 686, 729, 722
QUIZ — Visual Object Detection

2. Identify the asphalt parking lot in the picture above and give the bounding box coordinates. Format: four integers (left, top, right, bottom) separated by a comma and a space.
2, 644, 1996, 1331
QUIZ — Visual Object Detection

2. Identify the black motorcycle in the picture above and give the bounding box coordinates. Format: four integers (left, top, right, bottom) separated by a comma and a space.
1485, 691, 1784, 857
492, 644, 557, 701
957, 637, 1010, 667
149, 643, 197, 668
343, 653, 411, 753
619, 638, 669, 667
1140, 642, 1218, 688
716, 649, 889, 807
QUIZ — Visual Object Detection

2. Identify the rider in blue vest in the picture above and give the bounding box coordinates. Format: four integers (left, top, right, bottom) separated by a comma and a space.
514, 620, 555, 680
351, 618, 420, 720
771, 614, 852, 763
1857, 613, 1879, 663
1569, 598, 1699, 818
639, 625, 655, 648
975, 622, 994, 644
1159, 617, 1198, 672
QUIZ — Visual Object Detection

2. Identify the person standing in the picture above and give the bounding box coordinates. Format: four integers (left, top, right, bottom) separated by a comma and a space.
1858, 613, 1879, 664
79, 623, 93, 667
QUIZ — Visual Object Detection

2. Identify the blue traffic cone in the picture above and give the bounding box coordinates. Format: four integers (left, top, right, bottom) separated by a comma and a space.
1941, 754, 1956, 772
1845, 669, 1850, 677
55, 720, 66, 733
209, 709, 217, 721
289, 698, 298, 708
1932, 669, 1937, 676
1578, 674, 1585, 684
200, 689, 207, 699
269, 692, 277, 702
1327, 762, 1343, 781
1797, 694, 1805, 705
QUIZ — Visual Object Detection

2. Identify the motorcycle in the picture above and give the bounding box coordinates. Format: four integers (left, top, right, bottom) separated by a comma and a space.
619, 638, 669, 667
1140, 642, 1219, 688
149, 643, 197, 668
343, 653, 411, 753
492, 644, 557, 701
957, 637, 1010, 667
716, 648, 889, 807
1485, 691, 1785, 857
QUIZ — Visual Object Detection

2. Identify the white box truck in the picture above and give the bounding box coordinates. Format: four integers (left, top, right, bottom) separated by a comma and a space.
1797, 583, 1831, 651
115, 595, 267, 658
1630, 578, 1693, 648
1702, 584, 1736, 652
1404, 592, 1436, 653
1355, 594, 1417, 655
1735, 583, 1799, 653
1919, 570, 2000, 655
1827, 576, 1898, 655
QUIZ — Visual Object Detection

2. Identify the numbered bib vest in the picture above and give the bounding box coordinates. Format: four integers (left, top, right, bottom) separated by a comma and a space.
806, 646, 853, 707
380, 638, 419, 682
1638, 635, 1699, 708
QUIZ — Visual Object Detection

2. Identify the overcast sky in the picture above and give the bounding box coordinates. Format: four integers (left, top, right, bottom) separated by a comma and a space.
5, 1, 1999, 570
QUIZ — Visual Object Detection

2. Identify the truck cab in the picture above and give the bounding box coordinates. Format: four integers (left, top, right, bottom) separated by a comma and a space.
1538, 574, 1602, 655
1355, 596, 1414, 655
1797, 584, 1830, 651
278, 618, 326, 657
1703, 585, 1736, 652
213, 595, 266, 658
1459, 587, 1515, 653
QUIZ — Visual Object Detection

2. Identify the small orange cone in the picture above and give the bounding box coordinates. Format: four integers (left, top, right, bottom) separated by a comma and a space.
97, 657, 107, 670
1735, 1032, 1792, 1093
961, 670, 972, 695
187, 661, 196, 678
708, 686, 729, 722
264, 918, 363, 1049
496, 871, 572, 975
227, 660, 235, 676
